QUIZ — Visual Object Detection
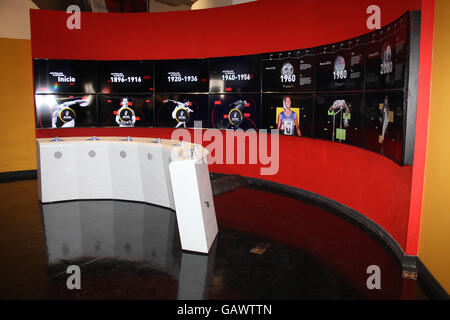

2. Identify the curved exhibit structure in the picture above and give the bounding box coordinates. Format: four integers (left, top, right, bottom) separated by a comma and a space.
29, 1, 424, 267
36, 136, 218, 254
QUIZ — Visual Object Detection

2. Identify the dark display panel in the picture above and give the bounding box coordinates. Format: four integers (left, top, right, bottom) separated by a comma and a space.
98, 61, 154, 94
209, 55, 261, 93
364, 91, 404, 162
34, 60, 96, 94
155, 59, 209, 93
209, 94, 260, 130
316, 38, 365, 91
262, 49, 315, 92
315, 93, 363, 146
35, 95, 97, 129
154, 94, 208, 128
262, 94, 314, 137
98, 95, 154, 127
366, 15, 408, 90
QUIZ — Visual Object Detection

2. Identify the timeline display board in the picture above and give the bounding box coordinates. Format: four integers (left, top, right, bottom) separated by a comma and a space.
262, 49, 315, 92
209, 94, 260, 130
366, 15, 408, 90
364, 92, 404, 162
33, 12, 416, 165
155, 59, 209, 93
316, 37, 365, 92
98, 95, 154, 127
209, 55, 261, 93
35, 95, 97, 129
98, 61, 154, 94
315, 93, 363, 147
154, 94, 208, 128
262, 94, 314, 137
34, 60, 97, 94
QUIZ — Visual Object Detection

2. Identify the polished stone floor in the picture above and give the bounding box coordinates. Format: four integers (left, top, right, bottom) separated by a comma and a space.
0, 178, 428, 299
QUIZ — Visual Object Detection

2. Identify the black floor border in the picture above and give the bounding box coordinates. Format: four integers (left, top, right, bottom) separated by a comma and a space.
416, 258, 450, 300
0, 170, 37, 183
211, 172, 449, 300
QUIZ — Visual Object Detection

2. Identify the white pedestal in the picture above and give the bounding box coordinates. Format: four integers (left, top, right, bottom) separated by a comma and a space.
36, 136, 218, 254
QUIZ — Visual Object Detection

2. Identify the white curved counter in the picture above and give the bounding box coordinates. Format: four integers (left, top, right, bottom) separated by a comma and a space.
36, 136, 218, 254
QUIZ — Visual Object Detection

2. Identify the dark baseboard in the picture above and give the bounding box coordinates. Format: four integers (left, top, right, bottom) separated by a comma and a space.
416, 258, 450, 300
0, 170, 37, 183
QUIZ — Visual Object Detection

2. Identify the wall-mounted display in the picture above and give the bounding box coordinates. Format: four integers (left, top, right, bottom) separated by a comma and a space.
364, 92, 404, 162
35, 94, 97, 128
209, 55, 260, 93
98, 60, 153, 94
365, 15, 408, 90
315, 93, 363, 147
209, 94, 260, 130
32, 12, 418, 165
262, 48, 315, 92
34, 60, 97, 94
154, 94, 208, 128
155, 59, 209, 93
262, 94, 314, 137
98, 95, 154, 127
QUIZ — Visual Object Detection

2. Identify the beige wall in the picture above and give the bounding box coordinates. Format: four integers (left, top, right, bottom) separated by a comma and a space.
0, 0, 38, 39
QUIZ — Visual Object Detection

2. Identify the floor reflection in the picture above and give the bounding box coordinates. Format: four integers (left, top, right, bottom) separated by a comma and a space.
0, 179, 430, 300
41, 200, 215, 300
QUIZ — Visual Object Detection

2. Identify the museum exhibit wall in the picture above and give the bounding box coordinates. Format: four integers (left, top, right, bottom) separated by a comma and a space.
28, 0, 425, 256
0, 0, 445, 297
418, 0, 450, 294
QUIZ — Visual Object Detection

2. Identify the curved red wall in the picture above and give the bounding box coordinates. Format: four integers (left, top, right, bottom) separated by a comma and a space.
30, 0, 423, 252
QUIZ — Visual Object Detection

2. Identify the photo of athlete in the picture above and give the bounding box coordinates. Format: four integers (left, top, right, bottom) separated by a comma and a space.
329, 99, 351, 141
379, 95, 390, 154
277, 96, 301, 136
115, 98, 136, 127
51, 98, 89, 128
164, 99, 194, 128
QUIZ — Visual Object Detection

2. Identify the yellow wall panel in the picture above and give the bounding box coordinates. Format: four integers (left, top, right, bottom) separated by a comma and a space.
0, 38, 36, 172
419, 0, 450, 294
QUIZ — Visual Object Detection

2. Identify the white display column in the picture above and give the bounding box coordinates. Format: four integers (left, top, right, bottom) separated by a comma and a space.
169, 150, 218, 254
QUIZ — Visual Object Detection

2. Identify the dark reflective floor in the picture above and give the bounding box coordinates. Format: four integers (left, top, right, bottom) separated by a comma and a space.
0, 178, 428, 299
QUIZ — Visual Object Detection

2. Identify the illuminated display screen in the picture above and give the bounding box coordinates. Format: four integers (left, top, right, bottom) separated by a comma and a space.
154, 94, 208, 128
262, 94, 314, 137
32, 12, 414, 165
35, 94, 97, 128
262, 49, 315, 92
366, 15, 408, 90
98, 95, 154, 127
209, 94, 260, 130
34, 60, 96, 94
155, 59, 209, 93
364, 91, 404, 162
209, 55, 260, 93
315, 39, 365, 91
315, 93, 363, 147
98, 61, 154, 94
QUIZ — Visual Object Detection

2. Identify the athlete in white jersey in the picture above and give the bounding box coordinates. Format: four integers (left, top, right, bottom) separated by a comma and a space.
380, 96, 390, 142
